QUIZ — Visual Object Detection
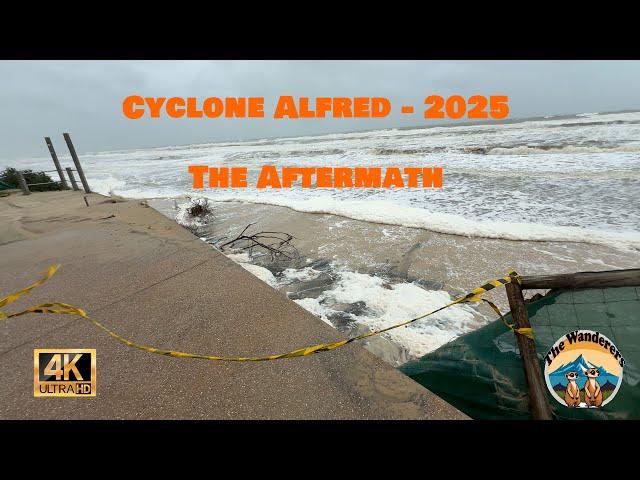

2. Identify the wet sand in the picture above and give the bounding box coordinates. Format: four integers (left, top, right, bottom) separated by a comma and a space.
150, 198, 640, 365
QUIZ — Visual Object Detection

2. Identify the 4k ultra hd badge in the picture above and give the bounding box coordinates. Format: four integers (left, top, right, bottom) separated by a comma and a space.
544, 330, 624, 408
33, 349, 96, 397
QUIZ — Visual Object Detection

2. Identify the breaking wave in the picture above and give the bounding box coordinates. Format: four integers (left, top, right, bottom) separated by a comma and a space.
210, 195, 640, 251
486, 145, 640, 155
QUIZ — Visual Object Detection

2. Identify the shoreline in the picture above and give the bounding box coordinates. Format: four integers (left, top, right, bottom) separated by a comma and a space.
136, 193, 640, 252
0, 190, 466, 419
150, 198, 640, 365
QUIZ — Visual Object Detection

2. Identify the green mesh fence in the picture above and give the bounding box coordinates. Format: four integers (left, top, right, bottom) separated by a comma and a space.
399, 286, 640, 420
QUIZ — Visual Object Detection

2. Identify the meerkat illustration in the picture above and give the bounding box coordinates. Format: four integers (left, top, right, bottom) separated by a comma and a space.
583, 368, 603, 407
564, 371, 580, 407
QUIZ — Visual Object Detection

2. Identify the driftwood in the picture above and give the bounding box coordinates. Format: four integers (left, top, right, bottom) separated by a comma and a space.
186, 198, 213, 220
214, 222, 299, 261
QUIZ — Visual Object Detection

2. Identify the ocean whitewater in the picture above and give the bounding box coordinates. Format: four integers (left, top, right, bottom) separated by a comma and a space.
7, 111, 640, 365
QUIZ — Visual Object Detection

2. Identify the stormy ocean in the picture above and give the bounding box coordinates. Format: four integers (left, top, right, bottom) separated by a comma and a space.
10, 111, 640, 364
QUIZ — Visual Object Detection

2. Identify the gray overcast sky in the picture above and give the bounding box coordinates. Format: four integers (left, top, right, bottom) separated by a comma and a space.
2, 60, 640, 161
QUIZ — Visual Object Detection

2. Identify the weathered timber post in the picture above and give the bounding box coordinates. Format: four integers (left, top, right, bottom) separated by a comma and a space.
17, 171, 31, 195
44, 137, 69, 189
62, 133, 91, 194
505, 278, 553, 420
521, 269, 640, 289
66, 167, 80, 191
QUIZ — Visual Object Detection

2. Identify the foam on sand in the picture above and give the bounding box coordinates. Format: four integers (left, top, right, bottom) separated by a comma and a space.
212, 195, 640, 251
292, 271, 480, 358
224, 252, 279, 287
238, 263, 279, 287
12, 109, 640, 254
224, 251, 482, 357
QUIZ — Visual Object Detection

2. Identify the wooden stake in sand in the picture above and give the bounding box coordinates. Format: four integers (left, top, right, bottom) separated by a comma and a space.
44, 137, 69, 190
506, 280, 553, 420
66, 168, 80, 191
17, 171, 31, 195
63, 133, 91, 194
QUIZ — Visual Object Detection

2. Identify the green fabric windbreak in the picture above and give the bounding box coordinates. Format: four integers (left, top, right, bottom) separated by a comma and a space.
399, 286, 640, 420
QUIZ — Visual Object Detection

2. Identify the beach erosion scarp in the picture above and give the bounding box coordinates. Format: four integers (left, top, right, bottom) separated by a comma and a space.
0, 190, 466, 419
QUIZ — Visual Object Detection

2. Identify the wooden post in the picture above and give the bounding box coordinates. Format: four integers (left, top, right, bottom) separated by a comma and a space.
62, 133, 91, 194
17, 171, 31, 195
506, 279, 553, 420
521, 269, 640, 289
66, 167, 80, 191
44, 137, 69, 189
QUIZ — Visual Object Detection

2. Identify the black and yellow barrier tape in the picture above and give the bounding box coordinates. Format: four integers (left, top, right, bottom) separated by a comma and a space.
0, 265, 532, 362
481, 299, 534, 340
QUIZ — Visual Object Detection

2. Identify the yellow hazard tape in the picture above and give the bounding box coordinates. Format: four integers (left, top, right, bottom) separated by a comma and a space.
0, 264, 59, 311
481, 299, 535, 340
0, 265, 531, 361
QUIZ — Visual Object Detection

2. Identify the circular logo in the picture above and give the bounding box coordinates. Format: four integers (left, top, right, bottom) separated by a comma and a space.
544, 330, 624, 408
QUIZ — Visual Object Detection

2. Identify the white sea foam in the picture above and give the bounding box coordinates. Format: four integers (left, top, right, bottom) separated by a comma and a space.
223, 248, 479, 356
295, 271, 479, 357
487, 145, 640, 155
173, 200, 215, 229
211, 195, 640, 251
239, 263, 278, 287
196, 247, 274, 287
7, 111, 639, 362
225, 252, 251, 263
8, 110, 640, 252
280, 267, 323, 283
224, 251, 278, 286
293, 298, 334, 326
89, 174, 126, 195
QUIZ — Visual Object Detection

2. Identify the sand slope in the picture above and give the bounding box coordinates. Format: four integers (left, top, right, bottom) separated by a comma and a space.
0, 191, 466, 419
